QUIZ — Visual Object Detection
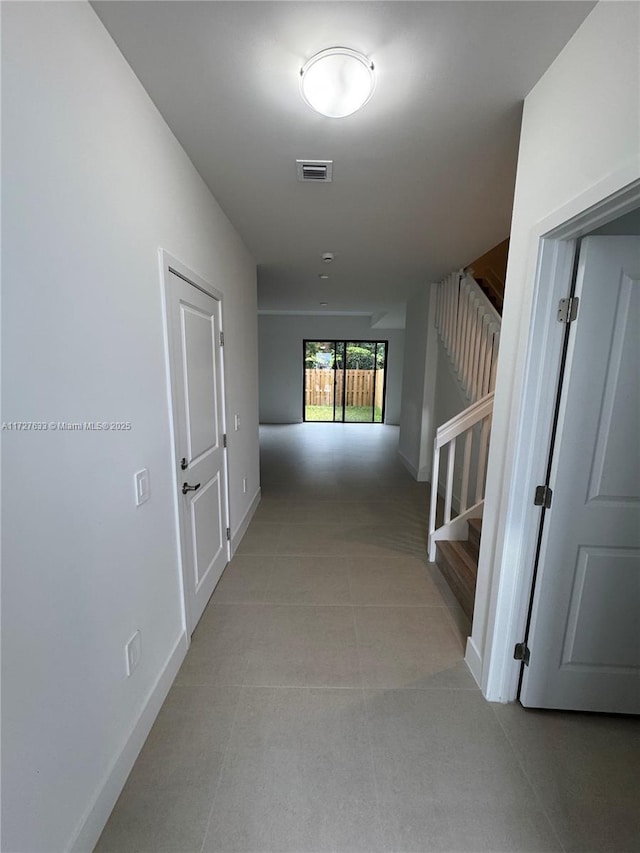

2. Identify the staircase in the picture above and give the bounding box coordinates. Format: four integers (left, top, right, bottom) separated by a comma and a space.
428, 247, 505, 618
435, 517, 482, 620
467, 237, 509, 314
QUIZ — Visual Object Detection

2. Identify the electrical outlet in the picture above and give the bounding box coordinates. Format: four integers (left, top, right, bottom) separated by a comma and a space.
242, 477, 247, 494
125, 630, 141, 676
134, 469, 150, 506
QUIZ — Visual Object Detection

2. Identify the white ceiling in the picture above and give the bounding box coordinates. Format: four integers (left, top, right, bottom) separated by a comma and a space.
93, 1, 595, 326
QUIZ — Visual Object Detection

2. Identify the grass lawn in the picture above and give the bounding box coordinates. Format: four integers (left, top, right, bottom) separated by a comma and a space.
305, 405, 383, 423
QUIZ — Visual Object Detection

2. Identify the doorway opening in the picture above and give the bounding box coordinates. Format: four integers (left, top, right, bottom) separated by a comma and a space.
303, 340, 388, 423
475, 180, 640, 707
517, 214, 640, 714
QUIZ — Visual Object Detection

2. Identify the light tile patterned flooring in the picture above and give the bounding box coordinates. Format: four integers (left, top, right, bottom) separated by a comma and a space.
96, 424, 640, 853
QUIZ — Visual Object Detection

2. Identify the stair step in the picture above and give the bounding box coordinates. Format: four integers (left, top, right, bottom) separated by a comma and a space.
467, 516, 482, 561
435, 539, 477, 621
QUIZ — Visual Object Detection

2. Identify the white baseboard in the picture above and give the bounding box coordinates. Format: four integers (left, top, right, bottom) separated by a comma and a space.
464, 635, 483, 689
397, 449, 430, 482
230, 487, 261, 557
68, 631, 188, 853
416, 466, 430, 482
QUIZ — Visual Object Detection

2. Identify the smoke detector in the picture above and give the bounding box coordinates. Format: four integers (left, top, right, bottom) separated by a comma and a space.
296, 160, 333, 182
321, 252, 334, 263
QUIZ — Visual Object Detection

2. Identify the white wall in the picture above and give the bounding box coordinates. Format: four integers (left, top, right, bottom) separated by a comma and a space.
433, 342, 475, 500
433, 344, 468, 438
470, 0, 640, 697
1, 4, 259, 851
258, 314, 405, 424
397, 287, 439, 480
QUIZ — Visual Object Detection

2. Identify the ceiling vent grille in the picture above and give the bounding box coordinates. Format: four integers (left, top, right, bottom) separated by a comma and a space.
296, 160, 333, 182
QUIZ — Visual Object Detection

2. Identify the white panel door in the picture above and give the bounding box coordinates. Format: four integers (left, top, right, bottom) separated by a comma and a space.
521, 236, 640, 713
166, 270, 229, 634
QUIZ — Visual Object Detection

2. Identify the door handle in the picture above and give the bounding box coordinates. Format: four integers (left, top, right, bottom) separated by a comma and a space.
182, 482, 201, 495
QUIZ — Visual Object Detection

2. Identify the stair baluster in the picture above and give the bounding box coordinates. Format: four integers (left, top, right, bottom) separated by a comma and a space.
429, 269, 501, 562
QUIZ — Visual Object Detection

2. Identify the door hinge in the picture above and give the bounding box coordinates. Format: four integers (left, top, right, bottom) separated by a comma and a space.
226, 527, 231, 541
223, 433, 227, 448
219, 331, 225, 346
534, 484, 553, 508
514, 642, 530, 665
557, 296, 579, 324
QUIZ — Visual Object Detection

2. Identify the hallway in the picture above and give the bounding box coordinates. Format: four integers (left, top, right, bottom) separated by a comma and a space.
96, 425, 640, 853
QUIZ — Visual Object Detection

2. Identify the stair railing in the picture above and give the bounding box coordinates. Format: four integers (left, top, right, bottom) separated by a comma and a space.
428, 392, 494, 561
428, 270, 501, 561
435, 271, 501, 403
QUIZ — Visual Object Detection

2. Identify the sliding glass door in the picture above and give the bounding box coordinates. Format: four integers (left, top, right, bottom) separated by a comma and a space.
303, 341, 340, 422
303, 340, 387, 423
344, 341, 386, 422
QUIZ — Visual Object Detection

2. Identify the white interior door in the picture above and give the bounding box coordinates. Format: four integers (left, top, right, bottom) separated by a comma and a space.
165, 269, 229, 635
521, 236, 640, 713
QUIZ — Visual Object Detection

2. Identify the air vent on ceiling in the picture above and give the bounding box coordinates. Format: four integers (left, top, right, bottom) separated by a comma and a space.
296, 159, 333, 182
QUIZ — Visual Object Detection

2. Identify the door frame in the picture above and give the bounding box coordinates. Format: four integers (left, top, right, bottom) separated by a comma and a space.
302, 339, 389, 423
475, 178, 640, 702
159, 249, 231, 641
519, 234, 640, 711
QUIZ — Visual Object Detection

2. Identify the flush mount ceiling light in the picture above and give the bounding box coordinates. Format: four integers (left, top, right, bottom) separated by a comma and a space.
300, 48, 375, 118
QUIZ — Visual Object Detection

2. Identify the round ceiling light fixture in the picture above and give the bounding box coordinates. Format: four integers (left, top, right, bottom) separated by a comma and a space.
300, 48, 375, 118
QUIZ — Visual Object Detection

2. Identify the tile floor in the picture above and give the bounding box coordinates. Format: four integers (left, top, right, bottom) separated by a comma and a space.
96, 424, 640, 853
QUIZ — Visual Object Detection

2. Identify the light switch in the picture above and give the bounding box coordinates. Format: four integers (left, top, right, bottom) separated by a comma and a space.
234, 414, 241, 431
134, 469, 150, 506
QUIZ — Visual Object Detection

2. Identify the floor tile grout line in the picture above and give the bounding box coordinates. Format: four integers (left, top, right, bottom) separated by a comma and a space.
216, 600, 456, 609
212, 600, 448, 606
260, 553, 276, 604
197, 683, 246, 853
361, 686, 388, 853
199, 682, 479, 691
489, 703, 569, 853
176, 683, 478, 691
437, 600, 474, 654
351, 601, 387, 849
188, 592, 270, 853
345, 555, 355, 606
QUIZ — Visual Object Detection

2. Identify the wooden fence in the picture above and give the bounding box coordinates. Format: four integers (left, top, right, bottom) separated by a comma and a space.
305, 369, 384, 409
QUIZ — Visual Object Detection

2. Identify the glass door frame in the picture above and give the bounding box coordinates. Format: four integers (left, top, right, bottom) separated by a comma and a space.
302, 339, 389, 423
